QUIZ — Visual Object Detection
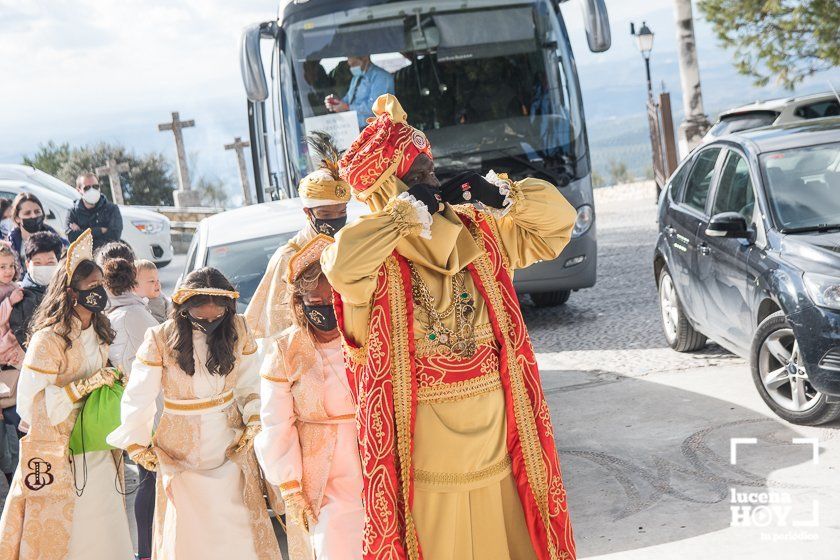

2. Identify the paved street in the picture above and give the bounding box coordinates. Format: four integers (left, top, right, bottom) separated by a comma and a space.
3, 182, 838, 559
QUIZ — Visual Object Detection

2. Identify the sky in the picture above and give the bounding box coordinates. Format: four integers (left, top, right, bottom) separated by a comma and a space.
1, 0, 838, 203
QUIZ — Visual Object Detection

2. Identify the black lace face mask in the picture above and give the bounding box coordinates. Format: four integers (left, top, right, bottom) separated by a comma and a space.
76, 286, 108, 313
303, 304, 337, 332
187, 312, 227, 335
310, 215, 347, 237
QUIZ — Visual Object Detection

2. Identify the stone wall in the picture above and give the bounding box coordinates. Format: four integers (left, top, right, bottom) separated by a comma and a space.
135, 205, 224, 254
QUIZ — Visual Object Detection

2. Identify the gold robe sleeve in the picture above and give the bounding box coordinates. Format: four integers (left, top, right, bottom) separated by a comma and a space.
134, 324, 163, 367
322, 196, 426, 306
489, 177, 577, 271
22, 329, 66, 375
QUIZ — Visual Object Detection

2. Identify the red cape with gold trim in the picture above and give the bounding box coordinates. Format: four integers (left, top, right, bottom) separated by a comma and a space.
335, 208, 576, 560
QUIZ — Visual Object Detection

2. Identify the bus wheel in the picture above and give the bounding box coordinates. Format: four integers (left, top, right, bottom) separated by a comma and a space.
531, 290, 571, 307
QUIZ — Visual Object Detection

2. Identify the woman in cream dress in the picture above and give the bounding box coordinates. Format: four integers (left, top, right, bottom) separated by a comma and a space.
255, 234, 363, 560
0, 229, 133, 560
107, 267, 281, 560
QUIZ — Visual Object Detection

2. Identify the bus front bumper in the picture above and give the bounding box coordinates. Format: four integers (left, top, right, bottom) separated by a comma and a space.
512, 229, 597, 294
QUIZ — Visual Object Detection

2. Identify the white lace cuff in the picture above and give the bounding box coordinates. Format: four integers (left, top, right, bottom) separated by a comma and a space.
385, 192, 433, 239
480, 170, 517, 218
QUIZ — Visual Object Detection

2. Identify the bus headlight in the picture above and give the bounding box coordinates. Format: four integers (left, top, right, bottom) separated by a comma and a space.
571, 204, 594, 238
132, 220, 165, 235
804, 272, 840, 310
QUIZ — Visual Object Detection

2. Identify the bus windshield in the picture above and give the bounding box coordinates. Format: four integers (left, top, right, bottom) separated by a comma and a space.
281, 0, 584, 186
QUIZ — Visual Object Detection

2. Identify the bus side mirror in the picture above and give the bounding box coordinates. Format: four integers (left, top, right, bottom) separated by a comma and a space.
579, 0, 611, 53
240, 22, 282, 102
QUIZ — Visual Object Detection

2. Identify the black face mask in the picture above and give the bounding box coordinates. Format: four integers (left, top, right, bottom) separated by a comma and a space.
21, 216, 44, 234
187, 312, 226, 336
303, 304, 337, 332
310, 215, 347, 237
76, 286, 108, 313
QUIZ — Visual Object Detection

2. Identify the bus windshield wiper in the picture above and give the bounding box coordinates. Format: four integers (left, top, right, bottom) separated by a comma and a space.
780, 224, 840, 233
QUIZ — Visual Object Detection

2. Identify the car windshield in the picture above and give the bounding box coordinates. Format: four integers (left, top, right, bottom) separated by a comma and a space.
760, 141, 840, 231
707, 111, 778, 138
282, 0, 582, 182
205, 233, 296, 311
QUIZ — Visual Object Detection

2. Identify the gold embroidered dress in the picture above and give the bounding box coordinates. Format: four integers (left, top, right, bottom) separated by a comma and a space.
256, 326, 363, 560
106, 315, 281, 560
0, 320, 133, 560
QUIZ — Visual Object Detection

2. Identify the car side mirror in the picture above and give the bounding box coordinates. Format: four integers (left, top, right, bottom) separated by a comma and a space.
705, 212, 750, 239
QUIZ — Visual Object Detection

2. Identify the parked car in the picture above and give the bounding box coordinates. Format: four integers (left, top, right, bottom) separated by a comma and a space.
654, 118, 840, 425
0, 164, 173, 266
703, 91, 840, 142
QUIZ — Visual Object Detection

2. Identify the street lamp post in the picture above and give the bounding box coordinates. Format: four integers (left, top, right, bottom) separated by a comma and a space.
631, 21, 655, 98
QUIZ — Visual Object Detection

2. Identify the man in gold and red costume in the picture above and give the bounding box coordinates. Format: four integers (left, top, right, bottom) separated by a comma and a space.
321, 94, 578, 560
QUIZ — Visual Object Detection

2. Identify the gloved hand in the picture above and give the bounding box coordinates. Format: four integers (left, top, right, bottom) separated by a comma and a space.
235, 423, 261, 454
406, 183, 444, 215
440, 171, 507, 209
130, 446, 159, 472
284, 491, 317, 531
70, 367, 121, 401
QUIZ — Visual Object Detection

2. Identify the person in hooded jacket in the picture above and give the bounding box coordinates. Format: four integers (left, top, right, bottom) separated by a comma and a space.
7, 193, 67, 270
66, 172, 123, 250
9, 232, 64, 349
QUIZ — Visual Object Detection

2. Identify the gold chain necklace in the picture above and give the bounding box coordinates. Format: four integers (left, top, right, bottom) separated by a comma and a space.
408, 263, 476, 358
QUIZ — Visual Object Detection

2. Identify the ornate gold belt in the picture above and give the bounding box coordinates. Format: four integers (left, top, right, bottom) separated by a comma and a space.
163, 390, 234, 415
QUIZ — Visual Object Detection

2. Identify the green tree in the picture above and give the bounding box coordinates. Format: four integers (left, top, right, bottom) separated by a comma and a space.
195, 176, 229, 208
57, 143, 175, 206
22, 141, 71, 177
608, 160, 632, 185
699, 0, 840, 88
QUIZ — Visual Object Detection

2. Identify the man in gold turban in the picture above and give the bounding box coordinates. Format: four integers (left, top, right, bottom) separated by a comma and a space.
322, 94, 579, 560
244, 133, 351, 346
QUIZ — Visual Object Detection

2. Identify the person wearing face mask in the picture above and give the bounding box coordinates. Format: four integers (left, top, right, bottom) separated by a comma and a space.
322, 94, 579, 560
324, 54, 395, 128
255, 236, 363, 560
66, 172, 123, 250
0, 198, 14, 240
9, 232, 64, 349
245, 132, 350, 353
0, 229, 134, 559
8, 192, 68, 270
107, 267, 281, 560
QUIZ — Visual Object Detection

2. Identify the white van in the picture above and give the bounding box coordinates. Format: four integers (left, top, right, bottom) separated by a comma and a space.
0, 165, 173, 266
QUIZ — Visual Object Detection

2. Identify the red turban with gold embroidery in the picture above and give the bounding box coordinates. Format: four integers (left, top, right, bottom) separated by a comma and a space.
338, 94, 432, 200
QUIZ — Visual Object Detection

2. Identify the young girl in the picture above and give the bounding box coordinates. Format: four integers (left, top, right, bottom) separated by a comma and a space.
0, 242, 24, 485
107, 267, 281, 560
0, 228, 133, 559
255, 235, 363, 560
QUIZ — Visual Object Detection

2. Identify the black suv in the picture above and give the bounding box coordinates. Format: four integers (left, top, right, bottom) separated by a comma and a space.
654, 119, 840, 425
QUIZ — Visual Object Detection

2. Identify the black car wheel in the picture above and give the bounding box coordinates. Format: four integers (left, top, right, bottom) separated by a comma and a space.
531, 290, 571, 307
751, 311, 840, 425
657, 267, 706, 352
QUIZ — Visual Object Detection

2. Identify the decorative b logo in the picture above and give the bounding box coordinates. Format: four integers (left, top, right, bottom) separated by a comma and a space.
24, 457, 54, 491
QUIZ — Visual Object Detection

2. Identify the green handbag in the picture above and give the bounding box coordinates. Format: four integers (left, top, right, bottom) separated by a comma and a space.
68, 381, 124, 456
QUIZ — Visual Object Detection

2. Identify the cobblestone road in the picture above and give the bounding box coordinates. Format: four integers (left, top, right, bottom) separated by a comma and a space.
525, 181, 742, 376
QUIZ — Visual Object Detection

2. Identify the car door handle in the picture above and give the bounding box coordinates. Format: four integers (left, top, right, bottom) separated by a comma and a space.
664, 225, 676, 235
698, 242, 711, 256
